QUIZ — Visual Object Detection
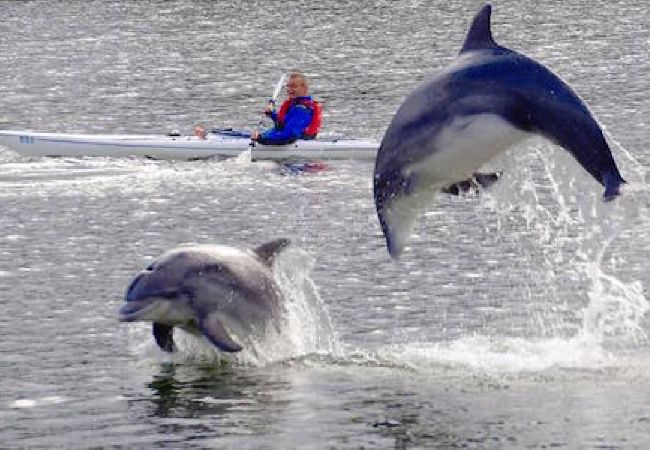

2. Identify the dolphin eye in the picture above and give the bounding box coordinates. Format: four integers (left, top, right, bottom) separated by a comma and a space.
146, 263, 155, 271
187, 264, 225, 279
195, 264, 223, 277
202, 264, 222, 274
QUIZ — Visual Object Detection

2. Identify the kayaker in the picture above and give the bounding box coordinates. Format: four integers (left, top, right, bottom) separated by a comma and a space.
251, 72, 322, 145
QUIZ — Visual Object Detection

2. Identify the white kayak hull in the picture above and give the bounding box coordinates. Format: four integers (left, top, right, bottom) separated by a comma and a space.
0, 130, 379, 161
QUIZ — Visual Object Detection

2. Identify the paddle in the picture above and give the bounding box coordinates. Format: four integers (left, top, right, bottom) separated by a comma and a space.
251, 73, 287, 146
269, 72, 287, 111
244, 74, 288, 160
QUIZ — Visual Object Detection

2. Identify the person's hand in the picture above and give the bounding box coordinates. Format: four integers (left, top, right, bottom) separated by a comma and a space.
251, 130, 260, 141
264, 101, 275, 115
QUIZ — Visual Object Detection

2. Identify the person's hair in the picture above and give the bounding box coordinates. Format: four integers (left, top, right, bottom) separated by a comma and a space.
288, 72, 308, 88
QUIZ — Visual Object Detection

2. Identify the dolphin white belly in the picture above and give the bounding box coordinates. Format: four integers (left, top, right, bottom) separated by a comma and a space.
379, 114, 527, 257
406, 114, 527, 183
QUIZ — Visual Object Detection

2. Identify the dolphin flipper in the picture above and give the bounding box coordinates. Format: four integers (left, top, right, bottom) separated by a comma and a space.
152, 322, 176, 352
442, 172, 501, 195
199, 313, 243, 353
253, 238, 291, 266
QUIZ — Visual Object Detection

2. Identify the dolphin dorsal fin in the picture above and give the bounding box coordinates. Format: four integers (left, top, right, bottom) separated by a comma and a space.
460, 4, 498, 53
253, 238, 291, 266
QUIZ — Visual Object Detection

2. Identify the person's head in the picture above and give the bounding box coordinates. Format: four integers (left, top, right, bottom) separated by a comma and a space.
193, 124, 207, 140
286, 72, 309, 99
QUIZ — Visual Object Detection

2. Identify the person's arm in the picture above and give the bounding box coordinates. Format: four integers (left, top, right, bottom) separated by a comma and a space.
264, 103, 279, 124
257, 106, 313, 145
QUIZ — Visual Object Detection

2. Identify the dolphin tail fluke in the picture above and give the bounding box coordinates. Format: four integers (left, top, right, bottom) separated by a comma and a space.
153, 322, 176, 352
602, 171, 626, 201
253, 238, 291, 266
199, 313, 243, 353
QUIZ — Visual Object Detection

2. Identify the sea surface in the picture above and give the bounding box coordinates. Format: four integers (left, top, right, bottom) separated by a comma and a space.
1, 0, 650, 448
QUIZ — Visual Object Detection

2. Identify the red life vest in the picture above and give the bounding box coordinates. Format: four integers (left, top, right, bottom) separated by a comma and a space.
276, 97, 322, 138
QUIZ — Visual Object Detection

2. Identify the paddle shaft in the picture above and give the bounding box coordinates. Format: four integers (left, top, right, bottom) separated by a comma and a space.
269, 73, 287, 109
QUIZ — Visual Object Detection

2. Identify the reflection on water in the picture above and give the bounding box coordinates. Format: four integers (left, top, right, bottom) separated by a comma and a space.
129, 361, 292, 445
145, 362, 283, 419
136, 360, 432, 448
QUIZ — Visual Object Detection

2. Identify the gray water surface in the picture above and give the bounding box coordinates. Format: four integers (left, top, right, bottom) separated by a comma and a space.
2, 0, 650, 448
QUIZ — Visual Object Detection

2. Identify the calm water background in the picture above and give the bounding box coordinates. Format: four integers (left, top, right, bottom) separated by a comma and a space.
1, 0, 650, 447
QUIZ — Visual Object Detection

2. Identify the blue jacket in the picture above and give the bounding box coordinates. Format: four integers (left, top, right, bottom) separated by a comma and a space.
257, 96, 314, 145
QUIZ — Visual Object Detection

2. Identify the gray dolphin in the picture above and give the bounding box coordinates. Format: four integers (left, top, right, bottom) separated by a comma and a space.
374, 4, 625, 258
119, 239, 290, 353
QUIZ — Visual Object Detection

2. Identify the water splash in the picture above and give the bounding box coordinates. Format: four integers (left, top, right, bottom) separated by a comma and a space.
382, 139, 649, 375
530, 141, 642, 346
212, 249, 343, 365
232, 146, 252, 164
380, 336, 614, 374
580, 237, 648, 346
533, 141, 648, 348
257, 248, 343, 362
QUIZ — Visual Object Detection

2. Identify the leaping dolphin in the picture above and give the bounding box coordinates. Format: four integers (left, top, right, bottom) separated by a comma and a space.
119, 239, 290, 353
374, 4, 625, 258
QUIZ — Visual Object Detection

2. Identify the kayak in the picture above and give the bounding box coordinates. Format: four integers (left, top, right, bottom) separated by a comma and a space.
0, 129, 379, 161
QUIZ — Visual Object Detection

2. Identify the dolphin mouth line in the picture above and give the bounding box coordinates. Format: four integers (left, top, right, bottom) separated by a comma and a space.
118, 299, 162, 322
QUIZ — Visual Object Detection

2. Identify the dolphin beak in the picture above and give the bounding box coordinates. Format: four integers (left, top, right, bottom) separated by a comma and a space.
119, 300, 156, 322
121, 271, 165, 322
125, 272, 146, 303
120, 270, 183, 322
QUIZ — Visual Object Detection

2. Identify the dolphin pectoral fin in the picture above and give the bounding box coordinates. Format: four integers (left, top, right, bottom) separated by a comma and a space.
441, 172, 502, 195
198, 313, 243, 353
152, 322, 176, 352
473, 172, 502, 189
441, 180, 473, 196
253, 238, 291, 267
